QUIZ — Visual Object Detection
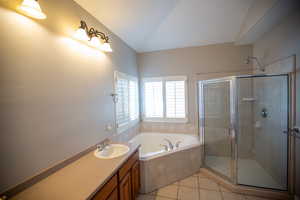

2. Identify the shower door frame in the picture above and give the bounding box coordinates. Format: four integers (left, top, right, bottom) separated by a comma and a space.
198, 76, 238, 183
198, 73, 295, 193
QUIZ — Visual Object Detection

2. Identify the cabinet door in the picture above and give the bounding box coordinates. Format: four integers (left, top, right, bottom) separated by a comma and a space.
119, 172, 132, 200
107, 188, 118, 200
92, 175, 117, 200
131, 161, 140, 198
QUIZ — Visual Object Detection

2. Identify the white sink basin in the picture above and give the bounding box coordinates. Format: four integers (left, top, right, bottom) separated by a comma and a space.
94, 144, 130, 159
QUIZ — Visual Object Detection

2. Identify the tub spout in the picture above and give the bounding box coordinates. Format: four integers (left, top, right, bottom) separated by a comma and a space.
163, 138, 174, 150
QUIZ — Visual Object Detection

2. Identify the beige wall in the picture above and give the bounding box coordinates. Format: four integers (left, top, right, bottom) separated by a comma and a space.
138, 43, 252, 135
253, 11, 300, 195
0, 0, 138, 193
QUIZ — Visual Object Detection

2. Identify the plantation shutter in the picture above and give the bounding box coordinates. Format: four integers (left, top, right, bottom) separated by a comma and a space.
115, 71, 139, 133
165, 80, 186, 118
116, 74, 129, 128
144, 81, 163, 118
129, 80, 139, 120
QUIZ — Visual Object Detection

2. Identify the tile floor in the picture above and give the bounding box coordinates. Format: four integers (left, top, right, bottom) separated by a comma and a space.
137, 171, 276, 200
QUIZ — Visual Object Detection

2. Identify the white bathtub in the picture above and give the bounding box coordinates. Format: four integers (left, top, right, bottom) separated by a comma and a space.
129, 132, 200, 160
129, 132, 202, 193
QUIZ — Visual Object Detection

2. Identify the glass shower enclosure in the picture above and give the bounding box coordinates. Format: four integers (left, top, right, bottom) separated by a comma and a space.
198, 74, 290, 191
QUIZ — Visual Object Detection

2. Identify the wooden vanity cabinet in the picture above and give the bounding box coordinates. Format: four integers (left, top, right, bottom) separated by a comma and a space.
106, 189, 118, 200
119, 172, 132, 200
92, 150, 140, 200
92, 175, 118, 200
131, 161, 140, 198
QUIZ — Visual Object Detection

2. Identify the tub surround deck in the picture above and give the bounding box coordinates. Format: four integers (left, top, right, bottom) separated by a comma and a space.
10, 143, 140, 200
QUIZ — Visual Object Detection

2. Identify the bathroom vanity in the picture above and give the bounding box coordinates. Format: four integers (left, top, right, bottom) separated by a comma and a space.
92, 150, 140, 200
10, 144, 140, 200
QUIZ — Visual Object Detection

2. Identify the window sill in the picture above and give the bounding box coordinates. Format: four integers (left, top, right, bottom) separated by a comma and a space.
142, 118, 188, 123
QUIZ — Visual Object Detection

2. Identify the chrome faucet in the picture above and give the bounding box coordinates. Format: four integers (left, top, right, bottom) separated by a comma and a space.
175, 141, 182, 148
97, 139, 110, 151
163, 138, 174, 150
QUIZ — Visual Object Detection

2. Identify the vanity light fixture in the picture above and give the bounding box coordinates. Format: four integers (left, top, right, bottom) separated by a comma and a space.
74, 21, 113, 52
18, 0, 47, 19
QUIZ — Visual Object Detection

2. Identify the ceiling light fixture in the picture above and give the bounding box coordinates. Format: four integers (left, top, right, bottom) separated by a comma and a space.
17, 0, 47, 19
74, 21, 112, 52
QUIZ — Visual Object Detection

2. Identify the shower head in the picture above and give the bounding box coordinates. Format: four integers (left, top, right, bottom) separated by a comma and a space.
245, 56, 265, 72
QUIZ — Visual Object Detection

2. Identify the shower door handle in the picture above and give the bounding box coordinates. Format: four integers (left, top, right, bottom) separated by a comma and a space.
227, 127, 231, 137
292, 127, 300, 139
283, 128, 300, 139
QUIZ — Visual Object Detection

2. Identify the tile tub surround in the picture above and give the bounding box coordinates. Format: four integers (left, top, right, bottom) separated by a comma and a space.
140, 122, 197, 136
137, 171, 277, 200
139, 145, 202, 194
9, 143, 140, 200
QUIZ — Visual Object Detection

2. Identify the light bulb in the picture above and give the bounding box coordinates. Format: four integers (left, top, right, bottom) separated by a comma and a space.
18, 0, 47, 19
101, 42, 113, 52
89, 36, 102, 48
74, 28, 89, 41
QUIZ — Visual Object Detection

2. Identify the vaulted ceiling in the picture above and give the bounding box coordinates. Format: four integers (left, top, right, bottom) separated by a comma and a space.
73, 0, 255, 52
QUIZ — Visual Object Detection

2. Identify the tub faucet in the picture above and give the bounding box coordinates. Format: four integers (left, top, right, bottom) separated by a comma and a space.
163, 138, 174, 150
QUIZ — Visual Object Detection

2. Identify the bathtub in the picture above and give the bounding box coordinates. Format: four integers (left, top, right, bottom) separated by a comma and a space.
129, 132, 202, 193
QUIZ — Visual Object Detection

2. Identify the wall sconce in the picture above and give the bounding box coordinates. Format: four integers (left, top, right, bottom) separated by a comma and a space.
17, 0, 47, 19
74, 21, 113, 52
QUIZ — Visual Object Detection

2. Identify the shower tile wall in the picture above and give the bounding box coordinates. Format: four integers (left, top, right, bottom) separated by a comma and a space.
252, 76, 288, 188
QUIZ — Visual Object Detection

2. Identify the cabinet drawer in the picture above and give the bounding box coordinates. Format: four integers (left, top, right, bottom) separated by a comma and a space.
92, 174, 118, 200
119, 150, 139, 180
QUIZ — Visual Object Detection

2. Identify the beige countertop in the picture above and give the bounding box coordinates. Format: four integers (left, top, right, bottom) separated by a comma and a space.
12, 143, 140, 200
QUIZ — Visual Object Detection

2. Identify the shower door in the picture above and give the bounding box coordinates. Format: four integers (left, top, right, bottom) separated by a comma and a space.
236, 75, 289, 190
199, 77, 236, 181
199, 74, 290, 191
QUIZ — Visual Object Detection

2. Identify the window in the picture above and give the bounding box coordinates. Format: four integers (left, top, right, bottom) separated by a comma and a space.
166, 80, 186, 118
142, 76, 187, 122
115, 71, 139, 133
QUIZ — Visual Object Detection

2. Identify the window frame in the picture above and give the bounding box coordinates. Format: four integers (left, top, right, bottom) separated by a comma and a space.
142, 76, 188, 123
114, 71, 139, 134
